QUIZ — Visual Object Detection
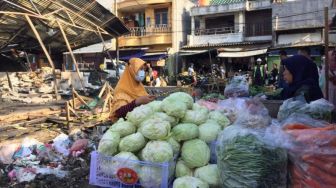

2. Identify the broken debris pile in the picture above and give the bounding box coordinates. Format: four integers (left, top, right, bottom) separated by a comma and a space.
0, 129, 99, 187
0, 67, 56, 104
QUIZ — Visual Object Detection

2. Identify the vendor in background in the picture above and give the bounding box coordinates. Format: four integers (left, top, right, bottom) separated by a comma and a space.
270, 63, 279, 85
145, 63, 153, 86
188, 63, 195, 76
281, 55, 323, 102
110, 58, 155, 121
153, 71, 161, 87
253, 58, 265, 86
220, 65, 226, 79
278, 50, 288, 88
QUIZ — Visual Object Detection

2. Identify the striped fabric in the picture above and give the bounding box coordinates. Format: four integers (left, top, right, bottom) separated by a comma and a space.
210, 0, 245, 5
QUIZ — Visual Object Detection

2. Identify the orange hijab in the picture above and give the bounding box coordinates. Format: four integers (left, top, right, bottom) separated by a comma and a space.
111, 58, 148, 119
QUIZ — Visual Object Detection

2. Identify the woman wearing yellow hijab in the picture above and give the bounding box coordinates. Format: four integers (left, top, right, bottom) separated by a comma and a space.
110, 58, 155, 121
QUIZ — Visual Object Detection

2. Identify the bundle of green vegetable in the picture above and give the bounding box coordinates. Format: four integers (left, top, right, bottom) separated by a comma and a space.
216, 126, 287, 188
96, 92, 231, 188
202, 93, 226, 103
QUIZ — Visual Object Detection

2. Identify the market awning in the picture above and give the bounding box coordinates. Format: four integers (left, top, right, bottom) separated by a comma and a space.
217, 49, 268, 58
141, 53, 167, 61
119, 51, 146, 61
179, 50, 208, 56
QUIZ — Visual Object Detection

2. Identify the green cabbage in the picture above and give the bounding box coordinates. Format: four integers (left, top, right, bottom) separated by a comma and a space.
198, 122, 221, 143
98, 131, 120, 156
176, 159, 193, 178
172, 123, 199, 142
181, 139, 210, 168
142, 141, 173, 163
139, 166, 163, 188
113, 152, 140, 172
146, 100, 162, 112
166, 136, 181, 155
162, 100, 188, 118
208, 111, 231, 128
109, 119, 136, 137
192, 103, 209, 112
194, 164, 219, 187
173, 176, 209, 188
165, 92, 194, 109
126, 105, 153, 126
139, 118, 171, 140
119, 132, 146, 152
152, 112, 178, 127
182, 109, 208, 125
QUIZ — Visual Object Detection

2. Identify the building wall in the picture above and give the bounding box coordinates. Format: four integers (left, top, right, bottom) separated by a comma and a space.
273, 0, 336, 31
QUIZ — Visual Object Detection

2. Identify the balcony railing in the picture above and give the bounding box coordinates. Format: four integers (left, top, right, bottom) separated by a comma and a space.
124, 25, 172, 37
195, 26, 240, 36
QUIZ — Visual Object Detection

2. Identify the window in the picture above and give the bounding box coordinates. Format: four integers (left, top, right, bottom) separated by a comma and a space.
154, 8, 168, 26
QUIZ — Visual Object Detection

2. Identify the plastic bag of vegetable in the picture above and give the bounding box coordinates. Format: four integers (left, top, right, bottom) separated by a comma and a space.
282, 123, 336, 187
234, 99, 271, 129
108, 118, 136, 137
139, 118, 171, 140
216, 125, 287, 188
172, 123, 199, 142
217, 98, 247, 123
126, 105, 153, 126
182, 109, 209, 125
194, 164, 219, 187
224, 75, 249, 98
173, 176, 209, 188
278, 97, 335, 122
280, 113, 329, 128
181, 139, 210, 168
98, 131, 120, 156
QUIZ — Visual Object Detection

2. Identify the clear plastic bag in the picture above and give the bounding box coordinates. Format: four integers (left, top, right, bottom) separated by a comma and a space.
234, 98, 272, 129
282, 123, 336, 187
281, 113, 329, 128
216, 125, 287, 188
217, 98, 247, 123
278, 97, 335, 122
224, 76, 249, 98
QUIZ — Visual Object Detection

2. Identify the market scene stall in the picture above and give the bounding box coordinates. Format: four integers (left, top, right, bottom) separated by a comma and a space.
1, 0, 336, 188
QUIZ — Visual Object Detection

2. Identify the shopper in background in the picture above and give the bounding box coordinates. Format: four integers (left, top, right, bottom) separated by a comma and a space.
270, 63, 279, 85
253, 58, 265, 86
145, 63, 153, 86
281, 55, 323, 102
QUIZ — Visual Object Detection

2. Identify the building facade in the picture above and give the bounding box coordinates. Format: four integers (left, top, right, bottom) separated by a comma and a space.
116, 0, 195, 77
182, 0, 272, 76
269, 0, 336, 66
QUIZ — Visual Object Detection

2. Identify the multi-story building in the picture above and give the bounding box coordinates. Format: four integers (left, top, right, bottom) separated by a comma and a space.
116, 0, 195, 76
181, 0, 272, 75
268, 0, 336, 66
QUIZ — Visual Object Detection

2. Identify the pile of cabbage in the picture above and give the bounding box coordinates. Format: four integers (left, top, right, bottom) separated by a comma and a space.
97, 92, 231, 188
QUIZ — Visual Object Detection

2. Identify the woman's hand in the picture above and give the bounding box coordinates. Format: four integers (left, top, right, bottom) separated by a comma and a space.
135, 95, 156, 106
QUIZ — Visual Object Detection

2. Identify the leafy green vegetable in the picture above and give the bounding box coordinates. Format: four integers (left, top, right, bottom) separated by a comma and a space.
109, 119, 136, 137
216, 133, 287, 188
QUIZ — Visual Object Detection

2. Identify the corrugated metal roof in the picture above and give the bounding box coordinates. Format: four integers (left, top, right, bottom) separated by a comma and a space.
0, 0, 129, 53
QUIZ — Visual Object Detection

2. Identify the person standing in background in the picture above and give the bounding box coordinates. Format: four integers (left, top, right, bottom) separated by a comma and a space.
328, 50, 336, 106
145, 63, 153, 86
188, 63, 195, 76
270, 63, 279, 85
253, 58, 265, 86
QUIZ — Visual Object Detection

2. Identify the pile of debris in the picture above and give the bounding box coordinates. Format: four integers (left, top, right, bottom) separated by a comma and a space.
0, 128, 101, 188
0, 67, 57, 104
